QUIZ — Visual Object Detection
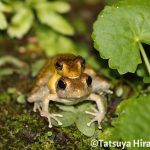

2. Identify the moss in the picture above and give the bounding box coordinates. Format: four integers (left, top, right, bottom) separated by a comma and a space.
0, 100, 94, 149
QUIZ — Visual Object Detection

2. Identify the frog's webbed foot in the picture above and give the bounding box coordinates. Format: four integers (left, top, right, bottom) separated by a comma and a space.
33, 102, 42, 114
41, 112, 63, 128
85, 106, 103, 129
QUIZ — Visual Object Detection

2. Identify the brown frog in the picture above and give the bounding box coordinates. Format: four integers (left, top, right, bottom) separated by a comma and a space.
27, 54, 112, 129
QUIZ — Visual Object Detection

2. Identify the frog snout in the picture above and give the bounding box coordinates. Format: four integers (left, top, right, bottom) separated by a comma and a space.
57, 75, 92, 91
56, 74, 92, 99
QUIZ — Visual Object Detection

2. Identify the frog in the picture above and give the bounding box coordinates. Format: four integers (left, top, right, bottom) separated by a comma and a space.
36, 54, 85, 93
27, 54, 112, 129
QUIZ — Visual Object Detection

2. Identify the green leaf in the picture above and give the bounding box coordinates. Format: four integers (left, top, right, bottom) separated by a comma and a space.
8, 8, 33, 38
35, 1, 71, 13
52, 111, 76, 127
26, 0, 47, 6
143, 77, 150, 83
136, 65, 147, 77
0, 2, 12, 12
49, 1, 71, 13
17, 94, 26, 104
104, 0, 118, 5
6, 1, 24, 12
31, 59, 46, 77
37, 8, 74, 35
98, 127, 120, 141
36, 25, 75, 56
114, 0, 150, 7
0, 12, 7, 29
76, 102, 94, 113
0, 68, 14, 76
56, 104, 75, 112
76, 113, 95, 137
0, 55, 26, 68
93, 6, 150, 74
114, 95, 150, 141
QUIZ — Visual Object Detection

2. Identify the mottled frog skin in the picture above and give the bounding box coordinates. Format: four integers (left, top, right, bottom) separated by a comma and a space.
36, 54, 85, 93
27, 54, 112, 129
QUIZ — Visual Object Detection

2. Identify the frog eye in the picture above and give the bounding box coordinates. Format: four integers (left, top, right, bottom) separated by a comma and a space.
80, 59, 85, 68
55, 61, 63, 70
86, 76, 92, 86
57, 79, 66, 90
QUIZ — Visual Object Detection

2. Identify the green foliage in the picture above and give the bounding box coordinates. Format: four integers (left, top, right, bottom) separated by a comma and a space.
76, 113, 95, 137
0, 0, 75, 56
36, 25, 76, 56
0, 12, 7, 29
114, 0, 150, 7
36, 2, 73, 35
52, 111, 77, 127
31, 59, 46, 77
7, 87, 26, 104
0, 56, 29, 77
115, 95, 150, 141
93, 1, 150, 149
143, 77, 150, 84
54, 102, 97, 137
99, 94, 150, 149
93, 1, 150, 74
8, 8, 33, 38
0, 2, 12, 29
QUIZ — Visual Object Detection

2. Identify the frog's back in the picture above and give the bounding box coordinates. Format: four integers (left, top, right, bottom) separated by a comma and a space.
36, 54, 78, 86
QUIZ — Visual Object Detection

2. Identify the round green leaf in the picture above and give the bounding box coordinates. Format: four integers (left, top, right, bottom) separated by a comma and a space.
93, 6, 150, 74
115, 95, 150, 141
76, 113, 95, 137
52, 111, 76, 127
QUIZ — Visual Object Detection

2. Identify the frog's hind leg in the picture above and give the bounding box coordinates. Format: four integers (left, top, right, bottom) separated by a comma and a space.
92, 76, 113, 95
33, 102, 42, 113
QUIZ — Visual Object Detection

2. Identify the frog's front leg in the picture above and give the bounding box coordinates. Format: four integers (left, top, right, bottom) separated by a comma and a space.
41, 94, 63, 128
85, 93, 106, 129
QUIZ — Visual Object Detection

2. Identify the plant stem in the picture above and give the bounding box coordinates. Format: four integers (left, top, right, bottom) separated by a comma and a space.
139, 42, 150, 76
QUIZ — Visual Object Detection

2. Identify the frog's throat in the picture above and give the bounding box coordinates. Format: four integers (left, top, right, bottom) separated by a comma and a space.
57, 94, 90, 105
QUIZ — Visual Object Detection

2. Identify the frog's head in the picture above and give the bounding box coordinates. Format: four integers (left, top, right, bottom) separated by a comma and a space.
55, 54, 85, 78
56, 73, 92, 100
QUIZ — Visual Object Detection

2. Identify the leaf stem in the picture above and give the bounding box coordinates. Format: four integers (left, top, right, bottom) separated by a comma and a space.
139, 42, 150, 76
